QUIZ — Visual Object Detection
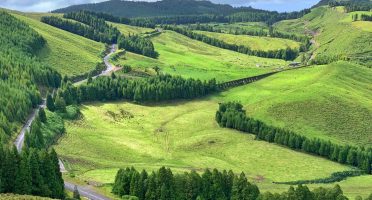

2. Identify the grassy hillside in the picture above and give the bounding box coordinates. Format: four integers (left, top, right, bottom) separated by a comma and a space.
275, 6, 372, 66
56, 100, 350, 185
0, 194, 54, 200
12, 13, 105, 77
109, 22, 154, 35
194, 30, 301, 51
220, 61, 372, 146
112, 30, 289, 82
55, 61, 371, 198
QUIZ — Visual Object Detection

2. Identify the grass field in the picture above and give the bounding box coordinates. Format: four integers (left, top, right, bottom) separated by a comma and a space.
55, 61, 371, 198
219, 61, 372, 146
275, 6, 372, 66
109, 22, 154, 36
194, 30, 301, 51
112, 30, 289, 82
12, 13, 105, 77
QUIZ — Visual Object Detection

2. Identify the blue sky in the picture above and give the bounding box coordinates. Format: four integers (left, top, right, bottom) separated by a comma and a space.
0, 0, 320, 12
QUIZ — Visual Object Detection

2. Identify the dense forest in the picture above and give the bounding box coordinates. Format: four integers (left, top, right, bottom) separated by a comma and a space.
118, 35, 159, 58
328, 0, 372, 12
0, 147, 65, 199
54, 75, 218, 106
134, 8, 310, 26
161, 25, 299, 60
52, 0, 310, 25
0, 12, 61, 144
112, 167, 357, 200
80, 10, 156, 28
41, 16, 118, 44
63, 11, 121, 43
215, 102, 372, 174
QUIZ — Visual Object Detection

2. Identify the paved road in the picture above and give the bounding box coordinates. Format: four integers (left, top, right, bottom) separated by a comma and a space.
65, 182, 111, 200
74, 44, 117, 85
14, 99, 46, 152
14, 44, 117, 199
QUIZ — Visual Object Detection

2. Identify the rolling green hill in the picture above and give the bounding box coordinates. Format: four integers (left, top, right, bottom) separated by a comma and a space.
12, 12, 105, 77
55, 61, 372, 198
112, 30, 289, 82
220, 61, 372, 146
194, 30, 301, 51
275, 6, 372, 66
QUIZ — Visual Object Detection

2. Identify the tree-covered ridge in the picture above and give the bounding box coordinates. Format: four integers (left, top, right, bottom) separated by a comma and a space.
77, 10, 156, 28
0, 12, 61, 143
112, 166, 355, 200
328, 0, 372, 12
215, 102, 372, 174
54, 74, 218, 107
52, 0, 310, 25
118, 35, 159, 58
161, 25, 299, 61
0, 147, 65, 199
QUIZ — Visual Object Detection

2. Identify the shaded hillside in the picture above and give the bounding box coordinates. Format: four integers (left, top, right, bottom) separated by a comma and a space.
53, 0, 241, 18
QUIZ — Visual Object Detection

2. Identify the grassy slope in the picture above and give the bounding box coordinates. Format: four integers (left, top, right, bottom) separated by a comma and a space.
55, 61, 371, 198
12, 13, 105, 77
113, 30, 289, 82
0, 194, 54, 200
109, 22, 154, 35
194, 30, 301, 51
220, 61, 372, 146
275, 6, 372, 66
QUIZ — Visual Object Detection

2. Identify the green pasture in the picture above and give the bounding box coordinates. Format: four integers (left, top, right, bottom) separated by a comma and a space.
112, 30, 289, 82
194, 30, 301, 51
12, 13, 105, 77
109, 22, 154, 36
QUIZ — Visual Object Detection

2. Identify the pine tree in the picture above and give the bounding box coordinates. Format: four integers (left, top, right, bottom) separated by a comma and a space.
15, 151, 32, 194
39, 108, 47, 123
46, 94, 55, 111
28, 149, 45, 196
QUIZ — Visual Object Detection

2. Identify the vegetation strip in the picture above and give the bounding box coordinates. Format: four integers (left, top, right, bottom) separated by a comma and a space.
161, 25, 299, 60
273, 170, 364, 185
215, 102, 372, 174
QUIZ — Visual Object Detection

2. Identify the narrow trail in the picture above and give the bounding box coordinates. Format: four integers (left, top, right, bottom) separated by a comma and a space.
14, 44, 117, 200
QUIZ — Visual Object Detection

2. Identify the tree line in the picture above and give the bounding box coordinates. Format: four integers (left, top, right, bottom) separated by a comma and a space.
112, 166, 361, 200
186, 23, 310, 51
0, 11, 61, 144
77, 10, 155, 28
328, 0, 372, 12
0, 146, 65, 199
52, 75, 218, 107
215, 102, 372, 174
41, 11, 158, 58
136, 9, 310, 26
41, 16, 119, 44
161, 25, 299, 61
353, 13, 372, 21
118, 34, 159, 58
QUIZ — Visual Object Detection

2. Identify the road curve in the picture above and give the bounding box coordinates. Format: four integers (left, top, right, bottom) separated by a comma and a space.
14, 44, 117, 199
65, 182, 111, 200
74, 44, 117, 85
14, 99, 46, 152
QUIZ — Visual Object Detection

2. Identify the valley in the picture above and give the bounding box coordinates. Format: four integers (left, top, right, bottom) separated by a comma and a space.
0, 0, 371, 200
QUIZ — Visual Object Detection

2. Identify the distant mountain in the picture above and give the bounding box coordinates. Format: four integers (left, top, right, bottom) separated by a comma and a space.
52, 0, 264, 18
